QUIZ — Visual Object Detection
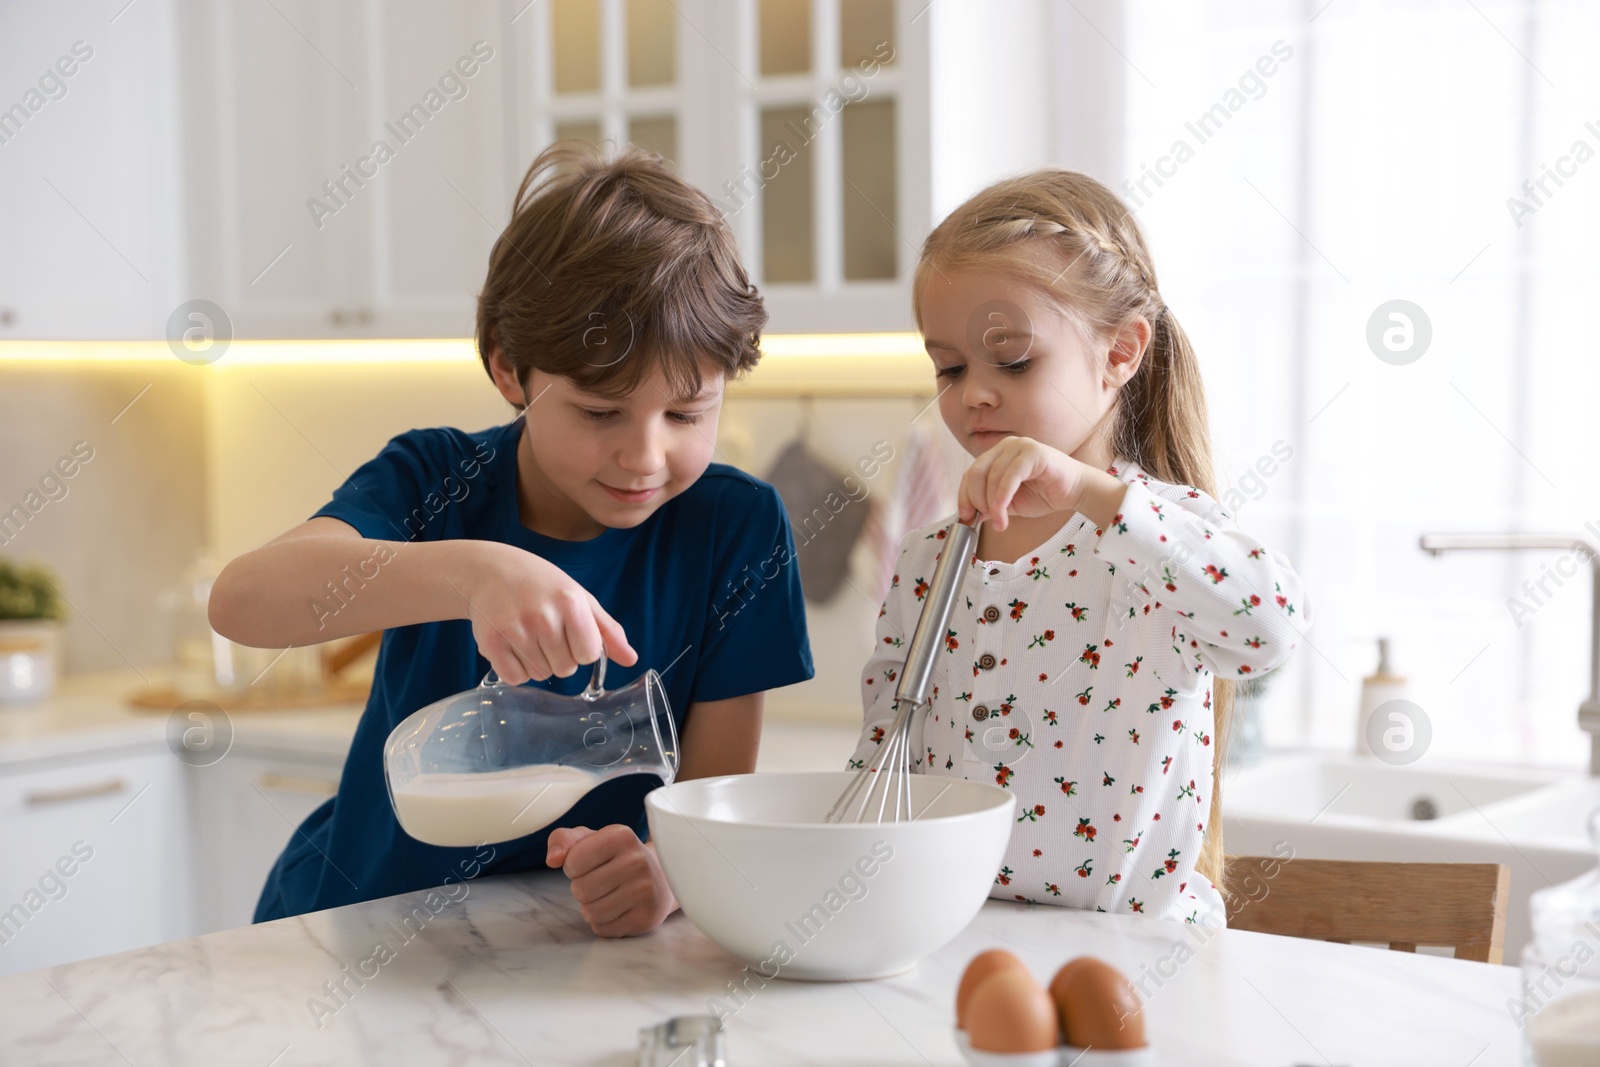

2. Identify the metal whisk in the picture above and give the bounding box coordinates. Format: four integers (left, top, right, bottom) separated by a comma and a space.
826, 518, 981, 823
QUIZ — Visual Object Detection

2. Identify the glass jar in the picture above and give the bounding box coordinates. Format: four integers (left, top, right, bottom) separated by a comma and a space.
1519, 807, 1600, 1066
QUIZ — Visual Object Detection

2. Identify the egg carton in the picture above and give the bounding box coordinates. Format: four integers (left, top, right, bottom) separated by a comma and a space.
955, 1028, 1155, 1067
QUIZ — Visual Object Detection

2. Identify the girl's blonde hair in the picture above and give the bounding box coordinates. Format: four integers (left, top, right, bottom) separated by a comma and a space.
914, 170, 1234, 900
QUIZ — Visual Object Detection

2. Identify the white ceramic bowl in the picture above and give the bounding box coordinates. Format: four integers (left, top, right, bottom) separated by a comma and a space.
646, 771, 1015, 981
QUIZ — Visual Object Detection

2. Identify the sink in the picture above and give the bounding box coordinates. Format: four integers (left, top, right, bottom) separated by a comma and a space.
1225, 751, 1564, 825
1221, 749, 1597, 964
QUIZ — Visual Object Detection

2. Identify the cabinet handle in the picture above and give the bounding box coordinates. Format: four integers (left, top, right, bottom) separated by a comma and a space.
25, 777, 129, 806
257, 773, 338, 797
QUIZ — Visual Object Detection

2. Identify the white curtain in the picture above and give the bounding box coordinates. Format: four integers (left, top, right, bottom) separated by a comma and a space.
1080, 0, 1600, 766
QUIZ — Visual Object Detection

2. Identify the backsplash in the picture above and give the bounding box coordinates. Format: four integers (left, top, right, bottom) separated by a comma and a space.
0, 348, 963, 720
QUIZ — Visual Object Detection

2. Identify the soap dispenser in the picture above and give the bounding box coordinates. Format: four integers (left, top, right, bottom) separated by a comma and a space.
1355, 637, 1410, 758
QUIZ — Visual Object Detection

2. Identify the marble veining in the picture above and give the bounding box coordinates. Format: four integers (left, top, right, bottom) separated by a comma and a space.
0, 868, 1527, 1066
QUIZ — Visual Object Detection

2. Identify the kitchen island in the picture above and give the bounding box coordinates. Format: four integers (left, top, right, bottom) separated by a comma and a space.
0, 865, 1526, 1066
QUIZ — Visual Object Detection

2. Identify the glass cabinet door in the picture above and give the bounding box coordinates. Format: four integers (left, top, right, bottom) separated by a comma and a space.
515, 0, 924, 332
527, 0, 682, 169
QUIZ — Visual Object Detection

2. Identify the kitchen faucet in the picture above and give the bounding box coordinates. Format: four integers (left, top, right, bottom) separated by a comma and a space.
1419, 533, 1600, 775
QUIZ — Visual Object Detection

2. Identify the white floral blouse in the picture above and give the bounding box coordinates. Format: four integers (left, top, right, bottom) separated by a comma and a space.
846, 456, 1312, 926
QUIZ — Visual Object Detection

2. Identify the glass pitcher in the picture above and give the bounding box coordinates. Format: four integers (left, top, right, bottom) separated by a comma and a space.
383, 657, 678, 847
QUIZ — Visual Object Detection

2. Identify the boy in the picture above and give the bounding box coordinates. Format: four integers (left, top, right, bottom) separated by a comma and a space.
209, 143, 813, 937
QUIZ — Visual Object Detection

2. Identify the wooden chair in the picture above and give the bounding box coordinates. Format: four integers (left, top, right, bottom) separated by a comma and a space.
1222, 856, 1511, 964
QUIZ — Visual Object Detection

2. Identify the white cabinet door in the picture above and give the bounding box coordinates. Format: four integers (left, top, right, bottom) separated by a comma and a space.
189, 751, 342, 935
0, 746, 190, 977
0, 2, 188, 338
178, 0, 368, 337
357, 2, 510, 339
179, 0, 509, 339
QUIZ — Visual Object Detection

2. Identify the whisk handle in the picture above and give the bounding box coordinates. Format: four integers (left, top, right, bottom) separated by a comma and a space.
894, 519, 980, 708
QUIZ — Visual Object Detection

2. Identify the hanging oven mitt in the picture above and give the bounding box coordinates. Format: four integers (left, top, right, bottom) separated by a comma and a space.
764, 439, 871, 604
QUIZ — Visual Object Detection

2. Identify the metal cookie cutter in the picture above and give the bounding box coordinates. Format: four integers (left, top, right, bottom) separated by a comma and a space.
638, 1015, 726, 1067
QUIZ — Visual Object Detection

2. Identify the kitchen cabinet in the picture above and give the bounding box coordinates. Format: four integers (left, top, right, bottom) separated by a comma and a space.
3, 0, 1060, 340
0, 2, 188, 338
512, 0, 932, 334
177, 0, 510, 339
0, 744, 191, 977
188, 749, 343, 934
0, 672, 360, 975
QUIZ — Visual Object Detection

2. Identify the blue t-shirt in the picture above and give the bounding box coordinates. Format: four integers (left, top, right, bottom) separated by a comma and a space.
253, 418, 813, 921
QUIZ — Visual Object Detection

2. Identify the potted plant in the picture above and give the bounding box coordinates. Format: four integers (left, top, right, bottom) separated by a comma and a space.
0, 558, 67, 705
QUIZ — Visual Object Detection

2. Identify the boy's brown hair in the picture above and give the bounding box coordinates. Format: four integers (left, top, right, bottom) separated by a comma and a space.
477, 141, 765, 400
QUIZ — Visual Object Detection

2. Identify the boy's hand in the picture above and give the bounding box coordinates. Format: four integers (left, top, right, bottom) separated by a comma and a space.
457, 542, 638, 684
957, 436, 1127, 531
546, 825, 678, 938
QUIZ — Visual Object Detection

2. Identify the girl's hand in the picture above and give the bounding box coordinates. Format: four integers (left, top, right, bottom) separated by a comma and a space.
546, 825, 678, 937
455, 542, 637, 684
959, 436, 1116, 531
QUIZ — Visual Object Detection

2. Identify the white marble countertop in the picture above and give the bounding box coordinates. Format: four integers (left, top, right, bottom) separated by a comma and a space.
0, 671, 364, 768
0, 866, 1526, 1066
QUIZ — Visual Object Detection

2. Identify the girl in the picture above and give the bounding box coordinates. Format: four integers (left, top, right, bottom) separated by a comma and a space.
849, 171, 1311, 926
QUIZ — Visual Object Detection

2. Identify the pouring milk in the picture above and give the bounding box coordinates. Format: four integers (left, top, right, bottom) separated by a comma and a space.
390, 764, 595, 846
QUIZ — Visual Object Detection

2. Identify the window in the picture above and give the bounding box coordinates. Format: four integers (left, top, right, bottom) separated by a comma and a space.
1105, 0, 1600, 767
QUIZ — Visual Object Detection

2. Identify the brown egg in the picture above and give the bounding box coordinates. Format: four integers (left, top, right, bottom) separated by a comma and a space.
1049, 956, 1146, 1050
966, 968, 1061, 1053
955, 948, 1029, 1030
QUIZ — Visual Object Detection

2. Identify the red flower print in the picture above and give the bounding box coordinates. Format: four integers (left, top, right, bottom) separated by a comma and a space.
1009, 599, 1028, 621
1203, 564, 1228, 584
913, 578, 929, 599
1074, 817, 1097, 842
1076, 686, 1093, 706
